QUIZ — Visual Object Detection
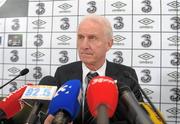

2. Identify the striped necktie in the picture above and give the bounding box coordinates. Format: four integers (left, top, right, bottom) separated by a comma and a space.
82, 72, 99, 124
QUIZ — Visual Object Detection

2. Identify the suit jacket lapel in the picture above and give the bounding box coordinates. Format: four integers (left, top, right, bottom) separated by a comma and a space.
105, 61, 124, 82
106, 61, 118, 79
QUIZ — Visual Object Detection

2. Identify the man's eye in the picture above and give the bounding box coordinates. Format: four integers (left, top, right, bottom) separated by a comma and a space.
89, 36, 96, 40
78, 35, 84, 40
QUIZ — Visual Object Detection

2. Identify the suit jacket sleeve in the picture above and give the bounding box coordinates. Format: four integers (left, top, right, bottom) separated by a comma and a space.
130, 68, 144, 102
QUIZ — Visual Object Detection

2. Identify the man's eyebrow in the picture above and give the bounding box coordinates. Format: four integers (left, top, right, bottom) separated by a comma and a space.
77, 34, 83, 36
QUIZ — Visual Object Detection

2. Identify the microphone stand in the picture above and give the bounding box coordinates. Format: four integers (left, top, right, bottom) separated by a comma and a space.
124, 72, 167, 124
0, 68, 29, 89
139, 86, 166, 124
0, 74, 21, 89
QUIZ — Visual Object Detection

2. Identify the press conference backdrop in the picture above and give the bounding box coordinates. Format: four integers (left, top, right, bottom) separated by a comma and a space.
0, 0, 179, 123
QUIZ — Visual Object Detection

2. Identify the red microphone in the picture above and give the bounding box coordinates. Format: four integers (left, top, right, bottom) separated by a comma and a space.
86, 76, 118, 124
0, 83, 32, 119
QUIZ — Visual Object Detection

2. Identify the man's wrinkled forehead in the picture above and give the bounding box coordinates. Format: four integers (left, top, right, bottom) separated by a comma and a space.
79, 20, 108, 37
77, 19, 103, 30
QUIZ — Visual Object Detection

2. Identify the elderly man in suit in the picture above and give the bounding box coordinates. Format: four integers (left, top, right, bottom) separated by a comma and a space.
44, 15, 143, 124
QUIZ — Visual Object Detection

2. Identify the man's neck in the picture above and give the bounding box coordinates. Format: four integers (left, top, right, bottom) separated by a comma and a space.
84, 60, 106, 71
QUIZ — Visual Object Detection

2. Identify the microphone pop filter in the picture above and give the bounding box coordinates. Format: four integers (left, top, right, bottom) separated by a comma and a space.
86, 76, 118, 117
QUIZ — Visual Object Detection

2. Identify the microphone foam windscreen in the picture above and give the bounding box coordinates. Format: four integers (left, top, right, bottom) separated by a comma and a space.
48, 79, 82, 120
20, 68, 29, 76
0, 84, 30, 119
86, 76, 118, 117
39, 75, 57, 86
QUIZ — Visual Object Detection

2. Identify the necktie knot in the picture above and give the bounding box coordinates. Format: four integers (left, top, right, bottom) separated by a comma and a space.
86, 72, 99, 83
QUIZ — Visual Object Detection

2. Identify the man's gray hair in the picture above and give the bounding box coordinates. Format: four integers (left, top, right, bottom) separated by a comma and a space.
79, 15, 113, 39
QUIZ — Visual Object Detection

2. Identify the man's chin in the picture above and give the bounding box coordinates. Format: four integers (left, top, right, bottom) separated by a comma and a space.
81, 59, 93, 65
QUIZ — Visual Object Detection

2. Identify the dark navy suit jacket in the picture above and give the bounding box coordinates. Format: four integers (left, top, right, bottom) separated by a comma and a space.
54, 61, 143, 124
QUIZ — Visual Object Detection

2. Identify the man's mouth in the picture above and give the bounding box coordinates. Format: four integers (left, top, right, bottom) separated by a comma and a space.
81, 52, 93, 55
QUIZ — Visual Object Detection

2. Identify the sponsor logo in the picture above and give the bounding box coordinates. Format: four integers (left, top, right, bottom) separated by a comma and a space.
87, 1, 97, 13
138, 53, 154, 60
170, 52, 180, 66
111, 1, 126, 12
170, 17, 180, 30
143, 88, 154, 96
33, 67, 42, 79
58, 3, 72, 10
10, 50, 19, 62
36, 3, 45, 15
170, 88, 180, 102
11, 19, 20, 31
166, 107, 180, 118
113, 35, 126, 46
60, 18, 70, 30
34, 34, 43, 47
141, 0, 152, 13
59, 50, 69, 63
57, 35, 71, 45
168, 35, 180, 46
141, 34, 152, 47
8, 67, 20, 76
168, 71, 180, 81
32, 19, 46, 29
139, 18, 154, 25
113, 51, 123, 64
31, 51, 45, 62
141, 69, 151, 83
167, 1, 180, 8
114, 17, 124, 30
111, 1, 126, 9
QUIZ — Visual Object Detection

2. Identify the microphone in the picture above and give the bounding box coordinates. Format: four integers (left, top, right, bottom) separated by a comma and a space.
47, 79, 82, 124
24, 76, 58, 124
123, 71, 166, 124
20, 68, 29, 76
0, 68, 29, 89
86, 76, 118, 124
118, 86, 153, 124
140, 102, 164, 124
0, 84, 31, 119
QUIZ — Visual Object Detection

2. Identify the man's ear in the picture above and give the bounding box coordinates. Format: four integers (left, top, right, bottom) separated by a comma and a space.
107, 39, 113, 51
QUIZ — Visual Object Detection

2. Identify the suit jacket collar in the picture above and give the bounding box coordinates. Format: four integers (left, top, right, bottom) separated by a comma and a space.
73, 61, 121, 81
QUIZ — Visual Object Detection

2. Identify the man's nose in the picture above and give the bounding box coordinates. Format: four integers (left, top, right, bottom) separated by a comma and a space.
81, 38, 90, 49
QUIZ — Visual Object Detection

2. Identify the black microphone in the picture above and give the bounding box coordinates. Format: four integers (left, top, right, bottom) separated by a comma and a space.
0, 68, 29, 89
20, 68, 29, 76
119, 86, 153, 124
123, 71, 166, 124
25, 76, 58, 124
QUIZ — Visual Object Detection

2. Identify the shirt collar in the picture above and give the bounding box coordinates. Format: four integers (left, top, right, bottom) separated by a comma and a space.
82, 60, 107, 81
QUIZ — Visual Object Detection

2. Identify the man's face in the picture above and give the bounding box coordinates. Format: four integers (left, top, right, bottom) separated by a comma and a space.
77, 20, 112, 66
